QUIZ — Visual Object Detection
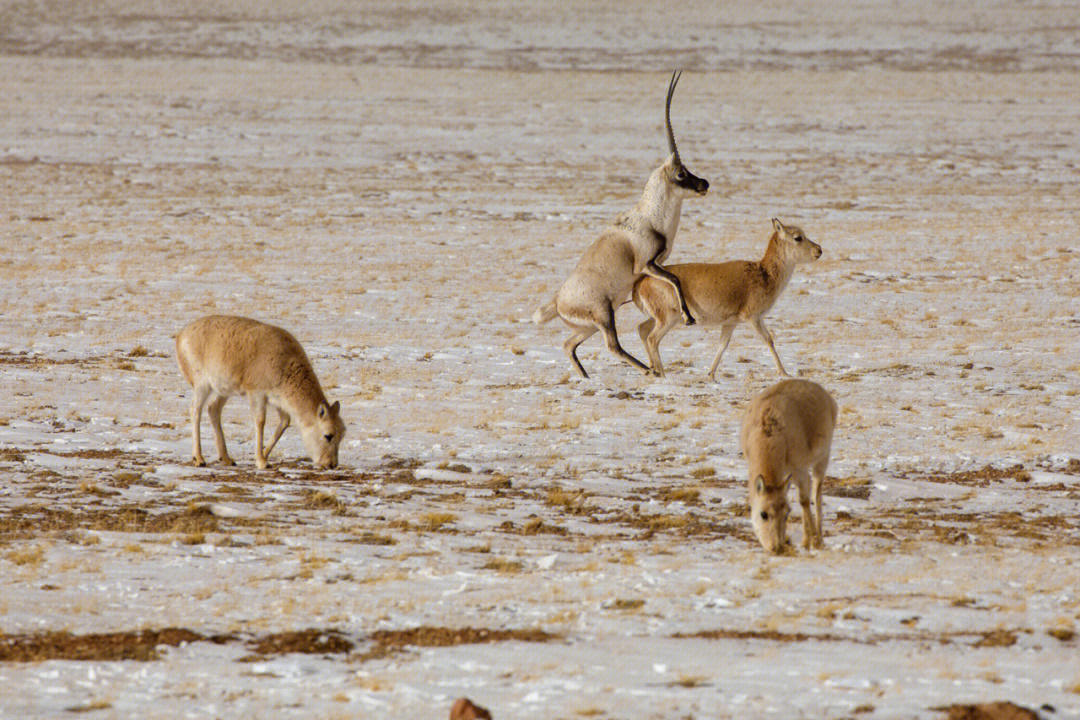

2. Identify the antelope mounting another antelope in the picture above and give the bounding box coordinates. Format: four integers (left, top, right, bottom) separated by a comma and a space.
632, 218, 821, 379
533, 71, 709, 378
741, 379, 837, 554
176, 315, 346, 470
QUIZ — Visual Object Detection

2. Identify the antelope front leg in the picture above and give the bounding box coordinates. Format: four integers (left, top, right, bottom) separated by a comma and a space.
248, 394, 269, 469
706, 324, 737, 381
643, 259, 695, 326
810, 458, 828, 549
793, 470, 818, 549
640, 314, 679, 377
751, 317, 789, 377
263, 408, 291, 460
636, 318, 663, 376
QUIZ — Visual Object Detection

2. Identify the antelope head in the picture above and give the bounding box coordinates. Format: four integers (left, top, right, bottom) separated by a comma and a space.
749, 472, 791, 554
772, 218, 823, 263
665, 70, 710, 197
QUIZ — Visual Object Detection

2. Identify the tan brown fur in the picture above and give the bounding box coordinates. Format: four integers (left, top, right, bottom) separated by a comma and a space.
175, 315, 345, 470
632, 218, 821, 379
741, 379, 837, 554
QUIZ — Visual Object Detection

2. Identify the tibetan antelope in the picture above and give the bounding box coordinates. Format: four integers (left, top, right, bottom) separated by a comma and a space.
533, 71, 709, 378
176, 315, 346, 470
632, 218, 821, 379
741, 379, 837, 553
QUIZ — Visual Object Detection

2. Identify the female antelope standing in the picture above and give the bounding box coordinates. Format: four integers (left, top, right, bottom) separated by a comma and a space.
176, 315, 345, 470
741, 378, 837, 553
633, 218, 821, 379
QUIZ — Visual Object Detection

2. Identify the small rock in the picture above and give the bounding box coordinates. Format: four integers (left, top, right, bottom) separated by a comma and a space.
450, 697, 492, 720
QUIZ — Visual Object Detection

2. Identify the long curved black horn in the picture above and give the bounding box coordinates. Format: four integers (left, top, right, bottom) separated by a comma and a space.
665, 70, 682, 165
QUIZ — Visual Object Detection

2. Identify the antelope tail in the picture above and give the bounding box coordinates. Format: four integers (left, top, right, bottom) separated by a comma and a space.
532, 299, 558, 324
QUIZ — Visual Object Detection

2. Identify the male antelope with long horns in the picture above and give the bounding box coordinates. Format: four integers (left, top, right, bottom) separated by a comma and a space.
533, 71, 709, 378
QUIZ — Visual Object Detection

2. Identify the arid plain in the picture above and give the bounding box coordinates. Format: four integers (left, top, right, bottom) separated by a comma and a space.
1, 2, 1079, 718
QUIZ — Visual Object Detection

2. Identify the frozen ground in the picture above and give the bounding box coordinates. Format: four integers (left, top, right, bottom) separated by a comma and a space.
1, 2, 1079, 718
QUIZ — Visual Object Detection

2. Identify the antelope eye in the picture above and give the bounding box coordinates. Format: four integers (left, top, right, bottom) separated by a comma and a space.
760, 511, 769, 520
794, 235, 804, 242
675, 170, 686, 180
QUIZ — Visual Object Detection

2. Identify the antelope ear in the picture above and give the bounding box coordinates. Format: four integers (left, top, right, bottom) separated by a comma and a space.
330, 401, 340, 415
771, 218, 784, 233
755, 475, 765, 494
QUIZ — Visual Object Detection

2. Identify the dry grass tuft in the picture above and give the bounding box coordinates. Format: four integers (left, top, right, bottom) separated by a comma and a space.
353, 531, 396, 546
301, 489, 346, 512
521, 517, 568, 536
4, 544, 47, 566
607, 598, 645, 611
481, 557, 523, 574
657, 487, 701, 505
418, 512, 456, 531
668, 674, 709, 688
66, 700, 114, 713
973, 629, 1017, 648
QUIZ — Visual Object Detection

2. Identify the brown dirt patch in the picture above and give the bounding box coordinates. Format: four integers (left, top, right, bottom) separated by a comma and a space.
0, 628, 230, 662
246, 629, 354, 656
938, 701, 1040, 720
369, 626, 557, 649
675, 628, 849, 643
675, 628, 1024, 648
920, 465, 1031, 487
0, 625, 559, 663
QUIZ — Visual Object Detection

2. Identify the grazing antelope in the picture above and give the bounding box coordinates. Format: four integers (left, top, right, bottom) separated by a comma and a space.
533, 71, 709, 378
633, 218, 821, 379
175, 315, 345, 470
740, 379, 837, 553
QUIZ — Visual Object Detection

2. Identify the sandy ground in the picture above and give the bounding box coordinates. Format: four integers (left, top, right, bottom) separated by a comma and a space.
1, 2, 1079, 718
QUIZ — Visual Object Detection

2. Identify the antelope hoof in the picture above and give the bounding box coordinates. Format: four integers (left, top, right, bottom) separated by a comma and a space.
193, 456, 207, 467
221, 457, 236, 467
683, 314, 696, 326
256, 458, 269, 470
